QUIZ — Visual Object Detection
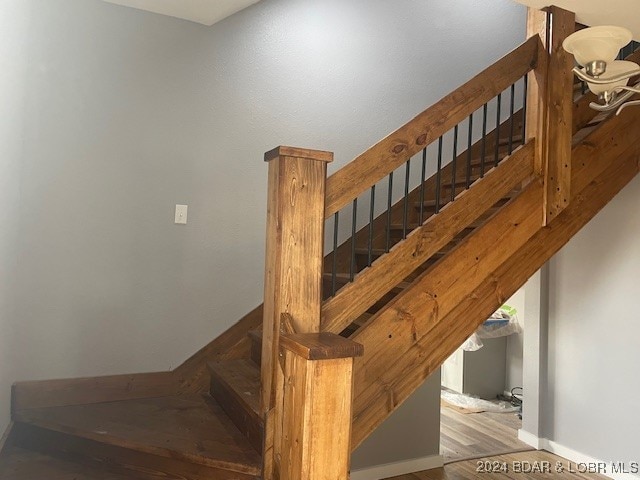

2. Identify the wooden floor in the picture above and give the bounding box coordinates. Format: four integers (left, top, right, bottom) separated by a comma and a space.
386, 451, 610, 479
0, 447, 135, 479
11, 393, 261, 476
440, 403, 531, 462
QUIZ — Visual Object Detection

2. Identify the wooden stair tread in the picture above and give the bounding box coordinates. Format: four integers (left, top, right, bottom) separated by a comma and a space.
13, 394, 261, 476
0, 446, 136, 480
207, 359, 261, 419
207, 359, 263, 453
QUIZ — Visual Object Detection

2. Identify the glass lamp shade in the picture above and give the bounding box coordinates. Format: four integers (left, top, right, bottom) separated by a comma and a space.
582, 60, 638, 95
563, 26, 632, 66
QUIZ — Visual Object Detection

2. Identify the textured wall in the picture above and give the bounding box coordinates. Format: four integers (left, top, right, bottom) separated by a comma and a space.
0, 0, 526, 466
543, 176, 640, 462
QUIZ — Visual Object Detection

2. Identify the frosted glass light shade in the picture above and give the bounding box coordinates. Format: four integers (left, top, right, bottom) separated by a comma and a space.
583, 60, 639, 95
563, 26, 632, 66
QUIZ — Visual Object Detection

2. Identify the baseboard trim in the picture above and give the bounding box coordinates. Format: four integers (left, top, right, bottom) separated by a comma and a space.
517, 431, 639, 480
350, 454, 444, 480
518, 429, 544, 449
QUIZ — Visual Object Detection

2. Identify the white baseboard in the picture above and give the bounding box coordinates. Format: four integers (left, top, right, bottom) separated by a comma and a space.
350, 454, 444, 480
517, 431, 639, 480
518, 429, 544, 449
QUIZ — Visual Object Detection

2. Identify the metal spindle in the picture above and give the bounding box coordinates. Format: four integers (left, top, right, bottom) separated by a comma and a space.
466, 113, 473, 189
480, 104, 488, 177
402, 160, 411, 239
419, 148, 427, 223
522, 75, 528, 142
385, 173, 393, 253
435, 136, 443, 213
494, 93, 502, 167
450, 125, 458, 202
331, 212, 339, 296
350, 199, 357, 281
508, 84, 515, 155
367, 186, 375, 267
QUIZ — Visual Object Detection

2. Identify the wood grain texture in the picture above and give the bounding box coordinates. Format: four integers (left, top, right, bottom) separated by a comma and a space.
208, 359, 263, 453
280, 333, 364, 360
0, 447, 136, 480
324, 36, 540, 218
544, 6, 575, 222
276, 351, 354, 480
321, 142, 535, 334
261, 149, 331, 415
526, 8, 549, 176
351, 121, 640, 450
12, 394, 262, 476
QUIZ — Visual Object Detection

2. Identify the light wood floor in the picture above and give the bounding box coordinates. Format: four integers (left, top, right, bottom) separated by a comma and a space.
440, 404, 531, 462
385, 451, 610, 479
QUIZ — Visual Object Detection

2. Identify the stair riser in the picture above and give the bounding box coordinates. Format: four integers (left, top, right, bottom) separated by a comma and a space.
11, 423, 259, 480
208, 375, 264, 454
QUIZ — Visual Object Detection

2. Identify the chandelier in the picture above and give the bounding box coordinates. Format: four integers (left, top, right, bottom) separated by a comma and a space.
563, 26, 640, 115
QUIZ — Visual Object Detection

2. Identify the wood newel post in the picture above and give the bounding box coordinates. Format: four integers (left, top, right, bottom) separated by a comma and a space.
261, 146, 333, 477
526, 6, 575, 226
544, 6, 575, 224
276, 333, 363, 480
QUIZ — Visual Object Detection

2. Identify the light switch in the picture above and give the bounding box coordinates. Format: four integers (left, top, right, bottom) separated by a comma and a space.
175, 205, 188, 224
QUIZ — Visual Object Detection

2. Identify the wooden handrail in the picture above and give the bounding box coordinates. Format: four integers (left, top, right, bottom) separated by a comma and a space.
324, 35, 542, 218
321, 141, 535, 334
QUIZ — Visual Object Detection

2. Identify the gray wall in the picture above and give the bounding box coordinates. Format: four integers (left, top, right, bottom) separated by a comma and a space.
0, 0, 526, 465
543, 176, 640, 462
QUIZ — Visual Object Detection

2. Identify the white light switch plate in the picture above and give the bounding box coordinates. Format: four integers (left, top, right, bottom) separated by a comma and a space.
175, 205, 188, 224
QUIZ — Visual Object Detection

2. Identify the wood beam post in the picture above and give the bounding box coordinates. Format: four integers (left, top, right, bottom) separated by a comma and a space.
544, 6, 575, 224
274, 333, 363, 480
526, 7, 550, 179
261, 146, 333, 478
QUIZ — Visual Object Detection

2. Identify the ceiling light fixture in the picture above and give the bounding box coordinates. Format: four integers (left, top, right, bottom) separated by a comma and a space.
563, 26, 640, 115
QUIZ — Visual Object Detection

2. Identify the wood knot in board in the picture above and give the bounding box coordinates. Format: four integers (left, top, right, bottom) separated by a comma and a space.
416, 134, 428, 146
392, 144, 406, 154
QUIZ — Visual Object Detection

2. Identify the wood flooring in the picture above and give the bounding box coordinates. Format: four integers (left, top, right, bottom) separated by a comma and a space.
386, 451, 610, 479
440, 404, 531, 462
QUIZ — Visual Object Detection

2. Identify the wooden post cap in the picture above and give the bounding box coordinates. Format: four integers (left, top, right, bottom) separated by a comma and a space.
280, 332, 364, 360
264, 146, 334, 163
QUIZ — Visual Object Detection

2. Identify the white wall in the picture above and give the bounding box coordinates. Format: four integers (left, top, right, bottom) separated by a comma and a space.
505, 288, 525, 393
543, 176, 640, 462
0, 0, 526, 464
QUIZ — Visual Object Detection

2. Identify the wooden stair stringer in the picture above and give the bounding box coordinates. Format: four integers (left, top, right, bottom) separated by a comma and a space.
348, 115, 640, 449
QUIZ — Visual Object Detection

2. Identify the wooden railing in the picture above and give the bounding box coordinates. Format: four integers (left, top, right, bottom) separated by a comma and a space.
259, 13, 573, 478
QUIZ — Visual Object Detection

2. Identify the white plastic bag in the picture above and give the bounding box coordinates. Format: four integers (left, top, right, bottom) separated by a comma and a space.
461, 304, 521, 351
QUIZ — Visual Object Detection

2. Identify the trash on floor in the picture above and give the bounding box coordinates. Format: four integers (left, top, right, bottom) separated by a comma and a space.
441, 388, 520, 414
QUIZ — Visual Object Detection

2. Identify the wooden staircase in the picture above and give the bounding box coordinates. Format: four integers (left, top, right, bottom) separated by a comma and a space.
2, 7, 640, 479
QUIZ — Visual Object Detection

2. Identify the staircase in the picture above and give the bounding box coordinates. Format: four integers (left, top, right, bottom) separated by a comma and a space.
2, 7, 640, 479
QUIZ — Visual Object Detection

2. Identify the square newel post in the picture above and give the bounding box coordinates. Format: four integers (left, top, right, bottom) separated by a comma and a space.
276, 333, 364, 480
261, 146, 333, 476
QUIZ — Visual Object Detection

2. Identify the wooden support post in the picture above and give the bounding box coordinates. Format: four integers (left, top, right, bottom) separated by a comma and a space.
526, 7, 550, 178
261, 146, 333, 477
275, 333, 363, 480
544, 6, 575, 224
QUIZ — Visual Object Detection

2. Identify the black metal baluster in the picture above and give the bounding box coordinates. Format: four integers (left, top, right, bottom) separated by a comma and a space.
435, 136, 443, 213
350, 198, 357, 281
385, 173, 393, 253
367, 186, 375, 267
450, 125, 458, 202
420, 148, 427, 224
402, 159, 411, 239
508, 84, 515, 155
466, 113, 473, 189
331, 212, 339, 296
481, 104, 488, 177
494, 93, 502, 167
522, 75, 528, 143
